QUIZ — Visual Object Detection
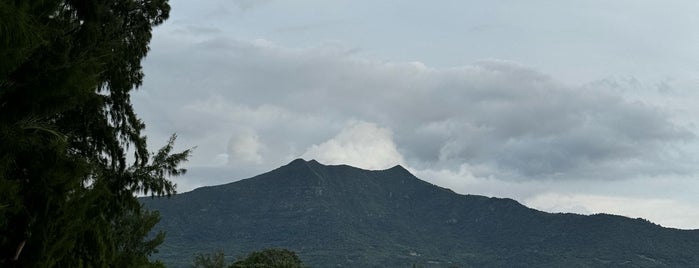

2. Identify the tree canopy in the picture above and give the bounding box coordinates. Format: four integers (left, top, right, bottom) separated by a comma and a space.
230, 249, 307, 268
191, 249, 307, 268
192, 250, 227, 268
0, 0, 189, 266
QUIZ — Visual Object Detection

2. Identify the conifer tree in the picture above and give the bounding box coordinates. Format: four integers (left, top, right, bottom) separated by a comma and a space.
0, 0, 189, 266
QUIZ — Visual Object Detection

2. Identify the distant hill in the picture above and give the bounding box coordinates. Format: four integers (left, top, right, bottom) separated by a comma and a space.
142, 159, 699, 267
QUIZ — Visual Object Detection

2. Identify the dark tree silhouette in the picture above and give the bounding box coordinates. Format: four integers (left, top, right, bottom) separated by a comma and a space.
0, 0, 189, 266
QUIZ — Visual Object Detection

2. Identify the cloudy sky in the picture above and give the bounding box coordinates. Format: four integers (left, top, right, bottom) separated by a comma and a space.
133, 0, 699, 229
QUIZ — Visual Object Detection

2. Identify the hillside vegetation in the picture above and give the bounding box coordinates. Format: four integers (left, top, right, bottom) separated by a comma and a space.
144, 159, 699, 267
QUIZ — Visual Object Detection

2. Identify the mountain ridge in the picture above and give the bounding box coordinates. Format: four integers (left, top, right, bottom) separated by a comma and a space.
143, 159, 699, 267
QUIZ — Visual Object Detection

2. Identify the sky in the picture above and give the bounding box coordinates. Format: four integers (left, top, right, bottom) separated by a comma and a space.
133, 0, 699, 229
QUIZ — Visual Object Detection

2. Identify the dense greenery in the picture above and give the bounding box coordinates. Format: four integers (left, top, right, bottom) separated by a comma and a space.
0, 0, 189, 267
145, 159, 699, 267
192, 250, 227, 268
230, 249, 306, 268
192, 249, 307, 268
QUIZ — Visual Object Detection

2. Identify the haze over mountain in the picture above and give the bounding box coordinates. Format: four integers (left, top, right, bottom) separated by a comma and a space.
143, 159, 699, 267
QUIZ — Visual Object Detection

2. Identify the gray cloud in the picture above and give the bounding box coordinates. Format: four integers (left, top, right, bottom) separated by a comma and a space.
230, 0, 273, 11
171, 25, 223, 36
136, 35, 696, 185
273, 19, 349, 34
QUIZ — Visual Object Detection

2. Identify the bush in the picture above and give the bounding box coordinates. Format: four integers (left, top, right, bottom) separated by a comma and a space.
230, 248, 307, 268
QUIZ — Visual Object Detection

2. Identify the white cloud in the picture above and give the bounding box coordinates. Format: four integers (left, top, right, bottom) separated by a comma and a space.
227, 129, 264, 164
302, 121, 405, 170
524, 193, 699, 230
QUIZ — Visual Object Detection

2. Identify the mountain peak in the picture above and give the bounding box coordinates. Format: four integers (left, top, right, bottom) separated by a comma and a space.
386, 164, 410, 173
144, 161, 699, 268
286, 158, 408, 173
287, 158, 310, 165
286, 158, 322, 167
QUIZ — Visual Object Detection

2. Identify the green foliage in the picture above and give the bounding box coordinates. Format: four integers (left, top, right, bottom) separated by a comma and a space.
0, 0, 188, 267
230, 249, 306, 268
189, 249, 306, 268
192, 250, 227, 268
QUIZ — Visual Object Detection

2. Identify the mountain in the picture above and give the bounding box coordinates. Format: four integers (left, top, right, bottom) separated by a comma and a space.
142, 159, 699, 267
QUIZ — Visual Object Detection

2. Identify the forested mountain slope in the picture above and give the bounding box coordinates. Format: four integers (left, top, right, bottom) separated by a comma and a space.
144, 159, 699, 267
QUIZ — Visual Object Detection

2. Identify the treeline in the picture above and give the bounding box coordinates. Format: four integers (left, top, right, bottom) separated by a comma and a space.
192, 248, 307, 268
190, 249, 465, 268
